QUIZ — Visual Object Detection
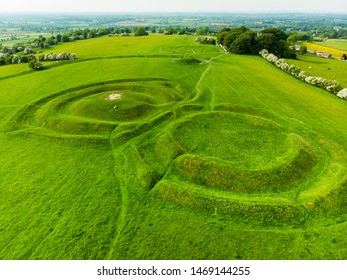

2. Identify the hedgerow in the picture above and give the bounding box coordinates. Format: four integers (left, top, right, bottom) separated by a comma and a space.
259, 49, 344, 97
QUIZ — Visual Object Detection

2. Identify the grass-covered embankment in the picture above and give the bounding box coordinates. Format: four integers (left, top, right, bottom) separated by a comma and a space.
0, 35, 347, 260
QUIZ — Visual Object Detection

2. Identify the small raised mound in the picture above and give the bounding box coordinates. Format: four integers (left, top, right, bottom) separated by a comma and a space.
172, 112, 290, 167
5, 79, 183, 139
169, 112, 317, 190
149, 111, 346, 227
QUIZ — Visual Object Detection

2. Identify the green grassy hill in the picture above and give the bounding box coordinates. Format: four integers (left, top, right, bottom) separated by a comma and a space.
0, 35, 346, 260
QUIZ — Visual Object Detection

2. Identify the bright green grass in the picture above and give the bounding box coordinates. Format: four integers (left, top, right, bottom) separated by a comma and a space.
40, 35, 221, 60
0, 135, 121, 259
0, 35, 347, 260
172, 112, 290, 167
0, 63, 29, 79
285, 54, 347, 88
314, 39, 347, 53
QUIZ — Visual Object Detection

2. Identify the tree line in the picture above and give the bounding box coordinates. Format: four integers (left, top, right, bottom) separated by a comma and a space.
217, 26, 297, 58
0, 24, 216, 67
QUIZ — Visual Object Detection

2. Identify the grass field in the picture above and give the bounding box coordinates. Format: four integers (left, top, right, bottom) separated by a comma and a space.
314, 39, 347, 53
286, 54, 347, 88
0, 35, 347, 260
0, 33, 52, 47
303, 41, 346, 58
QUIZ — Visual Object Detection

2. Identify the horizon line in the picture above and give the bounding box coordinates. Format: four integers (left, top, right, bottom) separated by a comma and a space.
0, 10, 347, 15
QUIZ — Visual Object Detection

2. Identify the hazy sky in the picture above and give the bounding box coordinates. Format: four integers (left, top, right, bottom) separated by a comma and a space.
1, 0, 346, 13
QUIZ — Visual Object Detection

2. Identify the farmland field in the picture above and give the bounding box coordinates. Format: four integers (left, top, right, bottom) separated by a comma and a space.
286, 54, 347, 88
0, 32, 53, 47
314, 39, 347, 53
0, 35, 347, 260
303, 41, 346, 58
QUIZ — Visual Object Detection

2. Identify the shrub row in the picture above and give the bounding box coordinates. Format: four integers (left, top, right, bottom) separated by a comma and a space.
0, 51, 76, 68
38, 52, 76, 61
337, 88, 347, 99
259, 49, 347, 99
0, 53, 36, 65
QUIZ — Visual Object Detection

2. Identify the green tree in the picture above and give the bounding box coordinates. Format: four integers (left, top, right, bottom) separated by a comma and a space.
300, 45, 307, 55
46, 36, 56, 45
61, 35, 70, 42
201, 37, 216, 45
134, 27, 149, 36
301, 33, 312, 41
5, 55, 13, 64
164, 27, 175, 35
275, 40, 296, 58
177, 28, 186, 35
230, 33, 252, 54
217, 28, 231, 44
20, 54, 36, 63
56, 34, 62, 42
256, 33, 276, 53
196, 27, 209, 35
82, 29, 90, 37
287, 33, 301, 45
220, 26, 250, 50
261, 28, 288, 41
98, 28, 110, 36
218, 26, 294, 57
257, 28, 294, 58
29, 58, 44, 70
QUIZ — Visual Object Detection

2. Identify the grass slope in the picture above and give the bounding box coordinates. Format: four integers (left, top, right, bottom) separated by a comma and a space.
0, 35, 346, 260
39, 35, 219, 60
314, 39, 347, 53
286, 54, 347, 88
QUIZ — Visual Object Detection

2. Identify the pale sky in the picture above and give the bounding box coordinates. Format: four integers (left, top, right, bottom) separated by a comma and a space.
1, 0, 346, 13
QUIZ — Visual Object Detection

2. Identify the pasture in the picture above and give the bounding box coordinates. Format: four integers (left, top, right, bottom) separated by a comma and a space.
303, 41, 346, 58
0, 35, 346, 260
314, 39, 347, 53
286, 54, 347, 88
0, 32, 52, 47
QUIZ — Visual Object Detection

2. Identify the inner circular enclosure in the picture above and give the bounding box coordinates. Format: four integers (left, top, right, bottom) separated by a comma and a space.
173, 112, 290, 168
59, 80, 180, 123
66, 89, 156, 122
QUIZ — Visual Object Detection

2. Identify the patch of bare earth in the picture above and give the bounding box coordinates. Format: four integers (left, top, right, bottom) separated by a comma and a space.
105, 93, 122, 100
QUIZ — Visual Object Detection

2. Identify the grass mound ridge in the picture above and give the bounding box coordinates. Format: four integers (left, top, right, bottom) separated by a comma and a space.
3, 79, 183, 141
298, 136, 347, 208
152, 180, 306, 227
148, 111, 346, 228
1, 36, 347, 259
170, 140, 316, 193
172, 112, 289, 166
111, 111, 174, 147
